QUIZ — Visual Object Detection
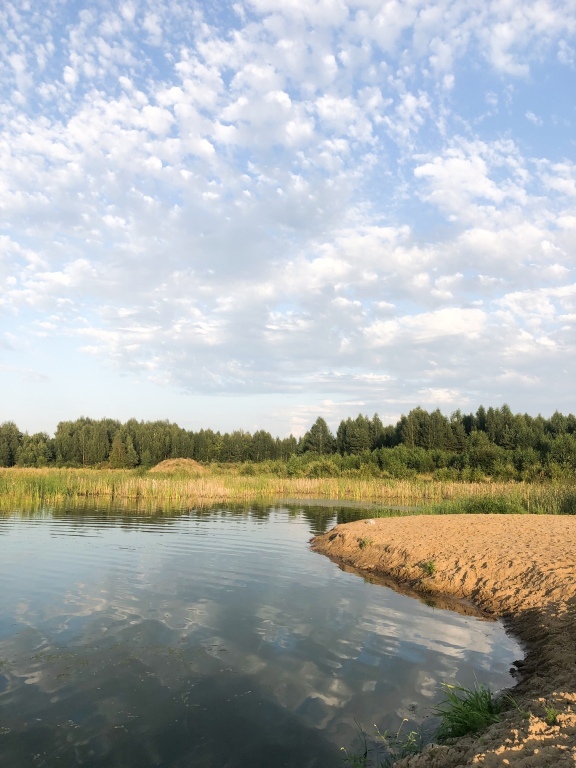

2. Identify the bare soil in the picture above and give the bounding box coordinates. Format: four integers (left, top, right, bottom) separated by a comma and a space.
311, 514, 576, 767
149, 458, 206, 473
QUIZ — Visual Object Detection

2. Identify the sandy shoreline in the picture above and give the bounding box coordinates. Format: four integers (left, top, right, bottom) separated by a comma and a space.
311, 514, 576, 767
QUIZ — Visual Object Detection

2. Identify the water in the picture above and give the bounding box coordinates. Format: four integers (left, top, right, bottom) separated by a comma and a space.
0, 505, 522, 767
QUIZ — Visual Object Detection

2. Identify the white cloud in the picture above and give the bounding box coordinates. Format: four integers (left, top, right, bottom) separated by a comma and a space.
0, 0, 575, 432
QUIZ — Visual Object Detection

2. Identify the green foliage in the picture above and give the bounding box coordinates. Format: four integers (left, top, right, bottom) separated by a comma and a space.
420, 559, 436, 577
109, 432, 138, 469
430, 495, 528, 515
544, 706, 559, 726
1, 406, 576, 479
0, 422, 22, 467
433, 683, 500, 740
300, 417, 336, 455
558, 490, 576, 514
15, 433, 53, 467
358, 537, 373, 549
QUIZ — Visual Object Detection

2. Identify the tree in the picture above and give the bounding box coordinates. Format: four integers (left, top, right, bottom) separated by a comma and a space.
220, 431, 252, 462
369, 414, 386, 449
549, 434, 576, 470
475, 405, 488, 432
109, 431, 138, 468
250, 430, 276, 461
0, 422, 22, 466
15, 432, 52, 467
300, 418, 336, 455
548, 411, 569, 437
337, 416, 371, 454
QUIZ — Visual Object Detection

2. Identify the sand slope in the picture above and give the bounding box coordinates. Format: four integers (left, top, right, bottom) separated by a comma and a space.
311, 514, 576, 767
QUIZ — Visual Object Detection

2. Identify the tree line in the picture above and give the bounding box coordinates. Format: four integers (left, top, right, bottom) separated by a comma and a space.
1, 405, 575, 480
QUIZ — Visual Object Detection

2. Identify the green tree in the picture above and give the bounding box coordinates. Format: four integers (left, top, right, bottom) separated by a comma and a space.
300, 418, 336, 455
369, 414, 386, 449
549, 434, 576, 470
337, 415, 372, 454
109, 431, 137, 468
250, 430, 276, 461
15, 432, 52, 467
0, 422, 22, 466
220, 431, 252, 462
277, 435, 298, 460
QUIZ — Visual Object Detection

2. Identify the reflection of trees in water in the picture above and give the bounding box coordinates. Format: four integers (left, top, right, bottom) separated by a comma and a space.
301, 508, 336, 535
5, 501, 384, 537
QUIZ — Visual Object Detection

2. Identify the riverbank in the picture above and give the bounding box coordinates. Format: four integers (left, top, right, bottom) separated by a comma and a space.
311, 515, 576, 767
0, 467, 574, 514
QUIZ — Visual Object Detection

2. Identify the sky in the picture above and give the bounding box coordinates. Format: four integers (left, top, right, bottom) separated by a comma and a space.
1, 0, 575, 438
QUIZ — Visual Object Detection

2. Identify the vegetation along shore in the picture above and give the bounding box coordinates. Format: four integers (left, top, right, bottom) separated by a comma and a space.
0, 465, 575, 515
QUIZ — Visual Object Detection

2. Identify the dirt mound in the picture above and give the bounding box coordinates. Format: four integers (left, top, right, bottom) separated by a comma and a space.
149, 458, 206, 474
312, 514, 576, 768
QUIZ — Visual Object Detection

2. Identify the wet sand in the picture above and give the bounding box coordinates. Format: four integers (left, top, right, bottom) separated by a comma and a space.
311, 514, 576, 767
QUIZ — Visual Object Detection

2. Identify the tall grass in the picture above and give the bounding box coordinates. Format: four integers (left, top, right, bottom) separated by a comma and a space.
433, 683, 501, 740
0, 467, 574, 513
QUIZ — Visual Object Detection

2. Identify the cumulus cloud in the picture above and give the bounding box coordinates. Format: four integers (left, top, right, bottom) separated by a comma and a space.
0, 0, 575, 432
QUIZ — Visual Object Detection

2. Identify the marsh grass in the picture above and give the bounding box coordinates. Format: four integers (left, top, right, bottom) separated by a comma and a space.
428, 486, 576, 516
433, 683, 500, 741
0, 467, 574, 515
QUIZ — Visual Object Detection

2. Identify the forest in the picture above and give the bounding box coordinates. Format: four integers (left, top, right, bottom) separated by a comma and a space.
1, 405, 575, 482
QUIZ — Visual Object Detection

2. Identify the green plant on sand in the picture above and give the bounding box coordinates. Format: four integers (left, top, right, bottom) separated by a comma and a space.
420, 559, 436, 577
433, 682, 500, 740
341, 719, 423, 768
544, 705, 559, 726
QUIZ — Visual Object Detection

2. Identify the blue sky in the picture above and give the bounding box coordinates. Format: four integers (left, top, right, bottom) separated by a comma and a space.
1, 0, 575, 438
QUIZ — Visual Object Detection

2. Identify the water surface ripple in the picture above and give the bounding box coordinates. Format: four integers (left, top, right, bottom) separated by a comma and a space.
0, 506, 521, 767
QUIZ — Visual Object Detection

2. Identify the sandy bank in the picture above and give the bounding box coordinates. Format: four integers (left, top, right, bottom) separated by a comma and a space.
311, 514, 576, 767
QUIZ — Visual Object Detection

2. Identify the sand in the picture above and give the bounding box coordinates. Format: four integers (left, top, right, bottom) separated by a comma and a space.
311, 514, 576, 767
148, 458, 206, 473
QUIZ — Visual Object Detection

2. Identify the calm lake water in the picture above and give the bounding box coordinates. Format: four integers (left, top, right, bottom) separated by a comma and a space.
0, 505, 521, 768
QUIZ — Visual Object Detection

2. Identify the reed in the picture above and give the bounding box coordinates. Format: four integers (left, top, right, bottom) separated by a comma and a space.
0, 467, 574, 514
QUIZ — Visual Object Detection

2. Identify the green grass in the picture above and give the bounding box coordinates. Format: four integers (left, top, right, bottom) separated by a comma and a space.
420, 559, 436, 577
544, 705, 559, 726
433, 683, 500, 740
428, 487, 576, 516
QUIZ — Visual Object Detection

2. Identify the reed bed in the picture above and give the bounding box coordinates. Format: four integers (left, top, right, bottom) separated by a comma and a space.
0, 467, 574, 514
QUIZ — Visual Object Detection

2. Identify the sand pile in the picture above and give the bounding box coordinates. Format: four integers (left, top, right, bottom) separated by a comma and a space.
149, 458, 206, 474
311, 514, 576, 767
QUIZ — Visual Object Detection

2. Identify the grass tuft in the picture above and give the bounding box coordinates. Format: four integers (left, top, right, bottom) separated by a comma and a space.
433, 683, 500, 741
544, 705, 559, 726
420, 559, 436, 577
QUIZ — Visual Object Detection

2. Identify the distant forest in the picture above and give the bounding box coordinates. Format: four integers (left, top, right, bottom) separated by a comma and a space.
1, 405, 576, 481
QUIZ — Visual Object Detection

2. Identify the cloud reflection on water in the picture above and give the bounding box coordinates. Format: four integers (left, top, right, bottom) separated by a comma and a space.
0, 506, 521, 767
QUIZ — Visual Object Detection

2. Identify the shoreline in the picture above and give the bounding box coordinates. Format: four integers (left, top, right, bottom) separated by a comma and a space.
311, 514, 576, 767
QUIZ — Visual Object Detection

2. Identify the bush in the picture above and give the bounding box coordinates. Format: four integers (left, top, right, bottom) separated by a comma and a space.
304, 459, 341, 478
